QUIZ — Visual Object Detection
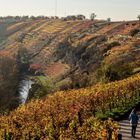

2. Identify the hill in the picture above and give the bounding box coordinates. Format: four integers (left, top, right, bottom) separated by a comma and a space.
0, 19, 140, 91
0, 18, 140, 139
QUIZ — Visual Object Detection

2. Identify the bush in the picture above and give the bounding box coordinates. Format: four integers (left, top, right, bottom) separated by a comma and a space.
107, 41, 120, 48
101, 63, 132, 82
132, 41, 140, 48
129, 28, 140, 37
102, 41, 121, 53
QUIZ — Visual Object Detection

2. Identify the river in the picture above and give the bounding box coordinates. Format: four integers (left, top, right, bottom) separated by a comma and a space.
19, 77, 32, 104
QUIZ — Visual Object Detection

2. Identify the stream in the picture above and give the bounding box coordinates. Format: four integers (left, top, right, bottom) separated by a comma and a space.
19, 77, 32, 104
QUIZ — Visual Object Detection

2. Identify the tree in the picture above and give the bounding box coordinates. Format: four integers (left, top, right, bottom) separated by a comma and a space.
21, 16, 29, 21
30, 16, 36, 20
137, 15, 140, 21
107, 18, 111, 23
16, 47, 31, 74
0, 56, 19, 111
77, 15, 86, 20
15, 16, 21, 20
90, 13, 96, 20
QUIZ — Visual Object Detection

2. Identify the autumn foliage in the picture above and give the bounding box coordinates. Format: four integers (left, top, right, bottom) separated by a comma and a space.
0, 19, 140, 139
0, 56, 19, 111
1, 73, 140, 139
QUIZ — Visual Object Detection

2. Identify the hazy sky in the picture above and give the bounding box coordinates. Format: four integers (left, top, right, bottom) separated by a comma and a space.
0, 0, 140, 21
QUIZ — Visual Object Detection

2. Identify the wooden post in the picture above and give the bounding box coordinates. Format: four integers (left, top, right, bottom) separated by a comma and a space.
4, 129, 7, 140
118, 128, 122, 140
78, 111, 82, 127
118, 134, 122, 140
107, 131, 112, 140
28, 131, 31, 140
109, 103, 112, 112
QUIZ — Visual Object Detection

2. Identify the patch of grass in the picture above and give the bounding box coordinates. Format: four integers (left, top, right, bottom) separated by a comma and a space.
29, 76, 53, 99
133, 67, 140, 74
54, 78, 72, 90
96, 100, 140, 120
35, 76, 48, 86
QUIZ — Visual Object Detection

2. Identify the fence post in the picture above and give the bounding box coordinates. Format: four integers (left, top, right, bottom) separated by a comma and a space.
78, 111, 82, 127
117, 128, 122, 140
107, 131, 112, 140
28, 131, 31, 140
109, 103, 112, 112
4, 129, 7, 140
117, 133, 122, 140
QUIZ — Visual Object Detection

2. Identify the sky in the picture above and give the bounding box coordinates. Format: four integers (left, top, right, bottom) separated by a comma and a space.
0, 0, 140, 21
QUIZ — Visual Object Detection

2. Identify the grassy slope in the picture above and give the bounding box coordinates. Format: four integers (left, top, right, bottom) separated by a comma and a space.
0, 19, 140, 89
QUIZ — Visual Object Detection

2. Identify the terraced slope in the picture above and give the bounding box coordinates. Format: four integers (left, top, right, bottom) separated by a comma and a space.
0, 19, 140, 90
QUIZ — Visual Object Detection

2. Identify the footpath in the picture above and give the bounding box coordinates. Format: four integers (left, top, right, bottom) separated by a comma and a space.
119, 109, 140, 140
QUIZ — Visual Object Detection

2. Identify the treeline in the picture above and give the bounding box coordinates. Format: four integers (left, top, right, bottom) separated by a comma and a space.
0, 16, 50, 22
0, 14, 87, 22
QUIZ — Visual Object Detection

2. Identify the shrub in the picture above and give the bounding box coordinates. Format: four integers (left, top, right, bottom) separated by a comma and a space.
129, 28, 140, 37
0, 56, 19, 111
107, 41, 120, 49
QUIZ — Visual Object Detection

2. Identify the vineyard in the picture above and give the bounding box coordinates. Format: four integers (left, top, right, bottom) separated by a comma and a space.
0, 18, 140, 139
0, 73, 140, 139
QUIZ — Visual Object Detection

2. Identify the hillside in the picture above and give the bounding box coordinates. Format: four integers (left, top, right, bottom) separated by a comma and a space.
0, 18, 140, 139
0, 19, 140, 91
1, 73, 140, 139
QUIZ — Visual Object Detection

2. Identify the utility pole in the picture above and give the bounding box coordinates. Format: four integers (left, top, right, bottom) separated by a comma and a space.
55, 0, 57, 17
64, 9, 67, 17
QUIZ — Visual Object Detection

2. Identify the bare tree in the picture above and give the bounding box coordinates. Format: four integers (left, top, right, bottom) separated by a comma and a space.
137, 15, 140, 21
90, 13, 96, 20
